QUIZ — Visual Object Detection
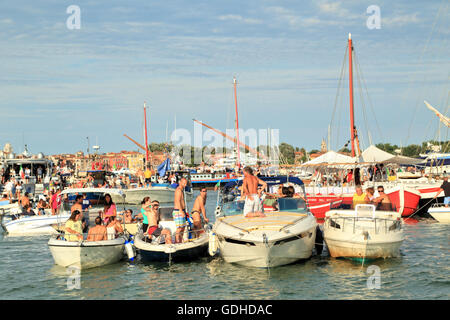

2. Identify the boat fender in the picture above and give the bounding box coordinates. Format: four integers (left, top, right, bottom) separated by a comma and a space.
125, 240, 135, 261
208, 232, 219, 256
314, 225, 324, 255
215, 206, 221, 217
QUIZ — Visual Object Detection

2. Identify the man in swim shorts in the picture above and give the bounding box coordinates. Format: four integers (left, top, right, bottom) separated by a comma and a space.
173, 177, 187, 243
242, 167, 267, 218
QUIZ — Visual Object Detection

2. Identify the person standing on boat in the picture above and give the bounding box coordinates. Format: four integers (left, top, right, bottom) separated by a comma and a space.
146, 200, 172, 244
102, 194, 116, 224
86, 216, 107, 241
71, 195, 83, 213
191, 188, 209, 237
434, 175, 450, 207
82, 193, 91, 212
64, 210, 83, 241
144, 166, 152, 187
138, 196, 152, 233
242, 167, 267, 218
173, 177, 188, 243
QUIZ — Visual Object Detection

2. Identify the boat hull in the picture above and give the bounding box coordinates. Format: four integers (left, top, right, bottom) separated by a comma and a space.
428, 207, 450, 223
48, 237, 125, 269
215, 213, 317, 268
111, 187, 193, 204
217, 230, 316, 268
135, 232, 209, 262
324, 209, 404, 259
2, 213, 71, 236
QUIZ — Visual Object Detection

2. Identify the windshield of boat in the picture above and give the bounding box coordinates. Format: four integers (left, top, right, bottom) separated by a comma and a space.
220, 197, 308, 216
62, 192, 124, 212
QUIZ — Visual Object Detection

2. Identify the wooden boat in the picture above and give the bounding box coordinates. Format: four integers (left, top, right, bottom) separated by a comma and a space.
323, 204, 404, 260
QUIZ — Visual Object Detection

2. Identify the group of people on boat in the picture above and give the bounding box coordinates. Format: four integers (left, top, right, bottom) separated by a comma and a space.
351, 185, 393, 211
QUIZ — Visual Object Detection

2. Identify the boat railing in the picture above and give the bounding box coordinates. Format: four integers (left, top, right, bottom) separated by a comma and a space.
430, 203, 450, 209
327, 215, 401, 234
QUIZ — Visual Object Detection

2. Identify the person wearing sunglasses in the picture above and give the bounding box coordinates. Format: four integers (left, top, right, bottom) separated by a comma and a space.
146, 200, 172, 244
191, 188, 209, 238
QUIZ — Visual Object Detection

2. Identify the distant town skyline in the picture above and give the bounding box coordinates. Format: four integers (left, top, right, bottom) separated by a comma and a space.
1, 1, 448, 155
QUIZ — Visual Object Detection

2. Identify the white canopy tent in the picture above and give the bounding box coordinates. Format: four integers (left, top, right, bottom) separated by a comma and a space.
361, 145, 423, 165
302, 151, 359, 166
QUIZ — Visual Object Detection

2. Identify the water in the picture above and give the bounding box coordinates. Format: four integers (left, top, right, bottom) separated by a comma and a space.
0, 190, 448, 300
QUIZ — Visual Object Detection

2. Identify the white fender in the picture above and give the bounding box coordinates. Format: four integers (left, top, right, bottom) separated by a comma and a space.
208, 231, 219, 256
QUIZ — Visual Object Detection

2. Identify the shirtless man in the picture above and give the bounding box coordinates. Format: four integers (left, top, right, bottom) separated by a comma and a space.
242, 167, 267, 218
71, 195, 83, 213
86, 216, 107, 241
19, 192, 30, 209
146, 200, 172, 244
373, 186, 393, 211
173, 177, 187, 243
191, 188, 209, 237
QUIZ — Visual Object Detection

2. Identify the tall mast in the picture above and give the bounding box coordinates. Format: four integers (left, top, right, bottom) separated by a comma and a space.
233, 77, 241, 168
143, 101, 149, 165
348, 33, 356, 157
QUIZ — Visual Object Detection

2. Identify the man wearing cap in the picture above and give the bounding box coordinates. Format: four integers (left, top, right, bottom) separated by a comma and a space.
434, 175, 450, 207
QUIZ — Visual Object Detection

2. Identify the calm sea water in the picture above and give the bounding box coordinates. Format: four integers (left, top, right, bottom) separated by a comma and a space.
0, 190, 448, 300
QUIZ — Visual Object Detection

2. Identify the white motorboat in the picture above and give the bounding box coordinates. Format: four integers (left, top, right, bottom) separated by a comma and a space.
1, 211, 70, 235
48, 235, 126, 269
133, 205, 209, 262
112, 184, 193, 204
323, 204, 404, 260
427, 204, 450, 223
213, 197, 318, 268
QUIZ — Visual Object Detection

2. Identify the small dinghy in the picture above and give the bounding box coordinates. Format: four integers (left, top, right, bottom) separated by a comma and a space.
427, 204, 450, 223
48, 234, 126, 269
323, 204, 404, 260
133, 206, 209, 263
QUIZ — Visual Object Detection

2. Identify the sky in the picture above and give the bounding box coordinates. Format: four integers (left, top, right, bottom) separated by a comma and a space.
0, 0, 449, 156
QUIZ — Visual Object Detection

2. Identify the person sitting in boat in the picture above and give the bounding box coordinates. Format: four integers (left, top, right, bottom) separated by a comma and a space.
86, 216, 107, 241
365, 187, 375, 203
242, 166, 267, 218
191, 188, 209, 238
123, 209, 135, 224
71, 195, 83, 213
106, 216, 124, 240
22, 204, 36, 216
351, 185, 366, 209
37, 198, 49, 215
145, 200, 172, 244
102, 194, 117, 224
64, 210, 83, 241
173, 178, 188, 243
373, 186, 393, 211
434, 175, 450, 207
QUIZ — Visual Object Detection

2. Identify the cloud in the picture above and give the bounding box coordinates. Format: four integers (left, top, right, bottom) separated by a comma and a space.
218, 14, 262, 24
383, 13, 420, 27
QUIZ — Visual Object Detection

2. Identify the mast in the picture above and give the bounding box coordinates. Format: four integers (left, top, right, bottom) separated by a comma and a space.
233, 77, 241, 168
348, 33, 356, 157
143, 102, 149, 165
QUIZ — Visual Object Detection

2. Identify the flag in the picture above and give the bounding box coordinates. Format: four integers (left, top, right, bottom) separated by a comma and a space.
157, 158, 171, 177
19, 165, 24, 179
214, 180, 221, 191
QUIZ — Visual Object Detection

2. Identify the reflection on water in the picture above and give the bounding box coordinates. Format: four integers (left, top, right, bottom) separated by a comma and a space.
0, 190, 449, 300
